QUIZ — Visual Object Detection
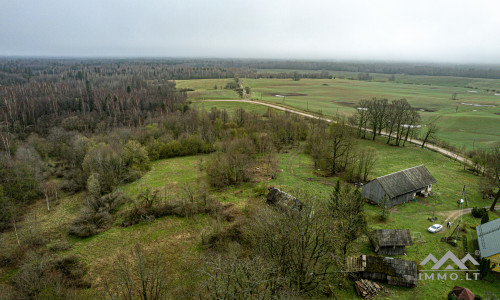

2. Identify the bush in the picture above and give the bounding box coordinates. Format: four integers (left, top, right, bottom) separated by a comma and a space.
481, 213, 490, 224
69, 192, 129, 238
472, 207, 488, 218
121, 185, 220, 227
206, 138, 255, 187
123, 140, 151, 172
11, 252, 89, 299
48, 240, 72, 252
69, 211, 112, 238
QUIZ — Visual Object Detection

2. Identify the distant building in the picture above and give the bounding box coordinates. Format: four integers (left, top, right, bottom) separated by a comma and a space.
347, 255, 417, 287
361, 165, 436, 207
476, 217, 500, 272
370, 229, 413, 256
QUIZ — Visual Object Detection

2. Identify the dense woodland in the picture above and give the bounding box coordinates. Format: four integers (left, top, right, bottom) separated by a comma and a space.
4, 58, 500, 86
1, 59, 499, 299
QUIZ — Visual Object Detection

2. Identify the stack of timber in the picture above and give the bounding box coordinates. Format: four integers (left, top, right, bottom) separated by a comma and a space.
355, 279, 382, 298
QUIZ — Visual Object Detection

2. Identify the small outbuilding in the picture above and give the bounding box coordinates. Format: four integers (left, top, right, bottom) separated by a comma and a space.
266, 187, 303, 210
361, 165, 436, 207
451, 286, 475, 300
347, 255, 417, 287
370, 229, 413, 256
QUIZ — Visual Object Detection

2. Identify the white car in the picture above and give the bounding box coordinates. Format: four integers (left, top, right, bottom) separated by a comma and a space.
428, 224, 443, 233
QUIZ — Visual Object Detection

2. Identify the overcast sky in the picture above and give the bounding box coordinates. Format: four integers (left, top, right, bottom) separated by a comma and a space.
2, 0, 500, 63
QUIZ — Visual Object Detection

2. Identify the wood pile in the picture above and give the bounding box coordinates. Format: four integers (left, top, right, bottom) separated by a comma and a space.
355, 279, 382, 298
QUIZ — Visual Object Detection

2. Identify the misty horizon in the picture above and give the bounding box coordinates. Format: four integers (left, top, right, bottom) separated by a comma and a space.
2, 0, 500, 64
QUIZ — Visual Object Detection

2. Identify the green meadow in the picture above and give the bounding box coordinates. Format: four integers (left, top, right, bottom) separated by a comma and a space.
177, 74, 500, 150
8, 135, 496, 299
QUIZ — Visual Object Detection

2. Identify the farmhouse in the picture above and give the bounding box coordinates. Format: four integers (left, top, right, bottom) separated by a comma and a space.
370, 229, 413, 256
361, 165, 436, 207
347, 255, 417, 287
476, 217, 500, 272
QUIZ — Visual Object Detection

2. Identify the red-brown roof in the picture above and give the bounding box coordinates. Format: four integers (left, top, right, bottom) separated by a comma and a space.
452, 286, 475, 300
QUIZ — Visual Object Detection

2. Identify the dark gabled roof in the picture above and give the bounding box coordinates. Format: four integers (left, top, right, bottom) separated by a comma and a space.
476, 217, 500, 258
373, 229, 413, 247
363, 256, 417, 287
266, 187, 303, 211
376, 165, 436, 198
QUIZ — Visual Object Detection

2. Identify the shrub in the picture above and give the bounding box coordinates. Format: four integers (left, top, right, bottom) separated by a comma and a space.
11, 252, 89, 299
121, 185, 220, 227
48, 240, 72, 252
123, 140, 151, 172
206, 138, 255, 187
69, 210, 112, 238
481, 213, 490, 224
472, 207, 488, 218
69, 192, 129, 238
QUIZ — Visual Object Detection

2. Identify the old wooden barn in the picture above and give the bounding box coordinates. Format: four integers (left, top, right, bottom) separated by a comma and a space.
361, 165, 436, 207
370, 229, 413, 256
266, 187, 303, 210
348, 255, 418, 287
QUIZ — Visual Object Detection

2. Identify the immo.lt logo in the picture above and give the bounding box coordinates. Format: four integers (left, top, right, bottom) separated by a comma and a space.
419, 250, 480, 281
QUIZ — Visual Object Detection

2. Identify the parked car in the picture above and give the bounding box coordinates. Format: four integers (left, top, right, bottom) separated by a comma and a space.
428, 224, 443, 233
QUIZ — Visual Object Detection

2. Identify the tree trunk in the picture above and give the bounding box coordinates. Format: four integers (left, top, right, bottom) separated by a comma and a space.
490, 189, 500, 211
45, 194, 50, 212
403, 127, 411, 146
421, 134, 429, 148
13, 220, 20, 246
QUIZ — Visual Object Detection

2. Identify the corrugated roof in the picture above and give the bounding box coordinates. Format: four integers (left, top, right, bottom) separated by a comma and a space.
476, 218, 500, 258
376, 165, 436, 198
373, 229, 413, 247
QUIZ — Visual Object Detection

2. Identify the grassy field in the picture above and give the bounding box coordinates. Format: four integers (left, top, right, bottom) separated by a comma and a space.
176, 78, 241, 100
190, 100, 270, 115
176, 75, 500, 150
2, 134, 499, 298
244, 77, 500, 150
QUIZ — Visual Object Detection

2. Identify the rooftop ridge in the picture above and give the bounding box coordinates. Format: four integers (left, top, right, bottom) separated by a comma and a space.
477, 218, 500, 236
377, 164, 425, 179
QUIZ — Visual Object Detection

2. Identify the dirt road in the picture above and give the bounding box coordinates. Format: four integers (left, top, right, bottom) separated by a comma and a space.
197, 99, 471, 165
439, 205, 500, 232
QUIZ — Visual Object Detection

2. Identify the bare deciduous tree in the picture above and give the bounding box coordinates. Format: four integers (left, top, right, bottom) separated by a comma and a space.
104, 244, 169, 300
201, 254, 289, 299
251, 200, 338, 293
421, 122, 439, 148
42, 182, 58, 212
328, 181, 366, 258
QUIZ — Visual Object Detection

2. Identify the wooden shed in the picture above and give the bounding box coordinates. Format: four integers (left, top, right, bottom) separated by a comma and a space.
266, 187, 303, 210
348, 255, 417, 287
370, 229, 413, 256
361, 165, 436, 207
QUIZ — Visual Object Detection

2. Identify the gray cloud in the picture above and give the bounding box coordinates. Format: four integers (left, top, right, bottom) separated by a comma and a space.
1, 0, 500, 63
